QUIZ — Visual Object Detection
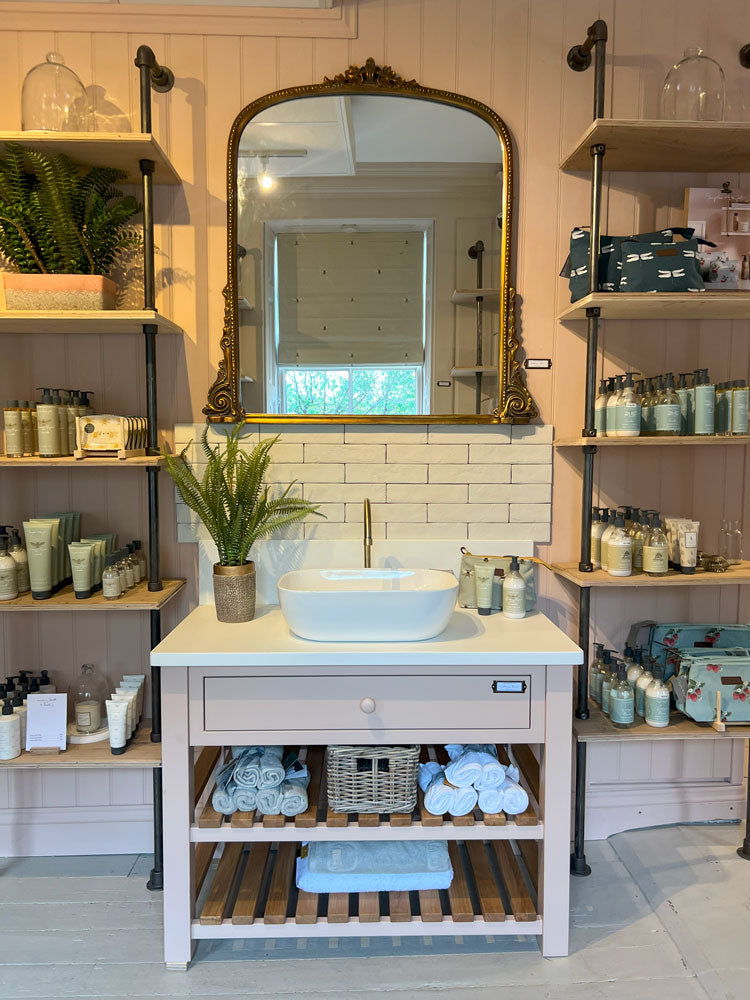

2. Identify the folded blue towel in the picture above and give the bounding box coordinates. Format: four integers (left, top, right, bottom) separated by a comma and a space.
500, 765, 529, 815
258, 746, 285, 787
211, 760, 237, 815
296, 839, 452, 893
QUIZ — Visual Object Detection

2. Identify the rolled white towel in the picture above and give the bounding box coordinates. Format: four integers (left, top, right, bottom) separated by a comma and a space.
449, 784, 478, 817
259, 746, 285, 787
256, 784, 283, 815
211, 759, 238, 815
477, 785, 504, 814
233, 787, 258, 812
445, 743, 503, 790
418, 762, 476, 817
499, 765, 529, 816
280, 774, 310, 817
233, 751, 261, 788
474, 757, 506, 791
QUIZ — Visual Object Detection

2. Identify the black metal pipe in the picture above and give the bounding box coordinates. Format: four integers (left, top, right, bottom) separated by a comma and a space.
140, 161, 156, 310
134, 46, 175, 136
147, 769, 164, 891
738, 737, 750, 860
150, 610, 162, 743
571, 741, 591, 876
576, 587, 591, 720
469, 241, 485, 415
567, 20, 608, 80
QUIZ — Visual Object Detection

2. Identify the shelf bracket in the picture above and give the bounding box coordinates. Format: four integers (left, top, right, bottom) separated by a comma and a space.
740, 45, 750, 69
566, 20, 608, 119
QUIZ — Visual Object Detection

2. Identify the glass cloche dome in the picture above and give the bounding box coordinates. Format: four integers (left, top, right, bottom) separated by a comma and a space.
660, 46, 725, 122
21, 52, 91, 132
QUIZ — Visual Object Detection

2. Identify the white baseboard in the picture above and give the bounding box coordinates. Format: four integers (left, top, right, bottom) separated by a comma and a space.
0, 804, 153, 856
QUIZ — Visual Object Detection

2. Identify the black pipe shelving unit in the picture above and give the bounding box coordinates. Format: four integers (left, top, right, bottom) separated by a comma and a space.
560, 21, 750, 875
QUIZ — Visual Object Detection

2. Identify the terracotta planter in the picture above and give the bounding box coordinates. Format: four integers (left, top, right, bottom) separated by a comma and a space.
1, 273, 117, 311
213, 562, 256, 623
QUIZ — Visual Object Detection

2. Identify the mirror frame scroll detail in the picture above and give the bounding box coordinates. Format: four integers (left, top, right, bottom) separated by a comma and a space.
205, 58, 537, 424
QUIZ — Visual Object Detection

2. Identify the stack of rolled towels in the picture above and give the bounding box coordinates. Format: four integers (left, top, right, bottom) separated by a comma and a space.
211, 745, 311, 818
417, 743, 529, 817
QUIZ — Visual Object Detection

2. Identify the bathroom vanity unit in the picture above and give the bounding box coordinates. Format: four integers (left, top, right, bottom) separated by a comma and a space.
153, 606, 581, 968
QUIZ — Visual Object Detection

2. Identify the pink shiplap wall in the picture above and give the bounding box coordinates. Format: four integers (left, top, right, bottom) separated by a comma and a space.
0, 0, 749, 831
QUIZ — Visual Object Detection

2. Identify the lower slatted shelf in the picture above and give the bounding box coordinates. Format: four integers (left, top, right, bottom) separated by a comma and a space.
193, 838, 540, 938
193, 744, 542, 842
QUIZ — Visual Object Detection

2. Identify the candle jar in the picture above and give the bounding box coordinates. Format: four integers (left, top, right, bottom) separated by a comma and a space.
68, 662, 107, 734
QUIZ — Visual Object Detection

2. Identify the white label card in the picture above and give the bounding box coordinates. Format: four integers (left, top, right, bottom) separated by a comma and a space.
25, 693, 67, 751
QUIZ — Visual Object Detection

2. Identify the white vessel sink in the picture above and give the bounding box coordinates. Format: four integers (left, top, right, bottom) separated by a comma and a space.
277, 568, 458, 642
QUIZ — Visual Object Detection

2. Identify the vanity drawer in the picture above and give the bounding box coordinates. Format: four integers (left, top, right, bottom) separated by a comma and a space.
191, 668, 544, 742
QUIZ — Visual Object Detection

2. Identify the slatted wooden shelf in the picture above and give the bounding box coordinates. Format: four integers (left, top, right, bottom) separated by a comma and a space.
574, 702, 750, 742
555, 435, 750, 448
0, 310, 184, 336
0, 455, 165, 467
550, 561, 750, 589
193, 744, 541, 842
0, 722, 159, 768
558, 291, 750, 322
0, 577, 185, 611
193, 837, 539, 937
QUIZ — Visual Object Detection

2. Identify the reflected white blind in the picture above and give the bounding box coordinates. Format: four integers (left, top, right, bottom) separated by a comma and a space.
276, 231, 424, 365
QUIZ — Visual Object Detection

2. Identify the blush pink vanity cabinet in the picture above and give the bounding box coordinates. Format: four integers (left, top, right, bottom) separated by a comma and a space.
152, 605, 582, 968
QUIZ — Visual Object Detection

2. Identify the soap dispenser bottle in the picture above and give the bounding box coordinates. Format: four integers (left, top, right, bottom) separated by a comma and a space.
3, 401, 23, 458
595, 379, 608, 435
655, 373, 681, 436
606, 375, 624, 438
617, 373, 641, 437
645, 664, 670, 728
51, 390, 68, 456
39, 669, 55, 693
610, 665, 635, 728
8, 529, 30, 594
589, 643, 605, 704
629, 508, 644, 572
0, 534, 19, 601
36, 389, 61, 457
606, 513, 633, 577
11, 692, 27, 747
601, 659, 618, 716
677, 373, 693, 435
732, 379, 749, 435
647, 377, 662, 436
502, 556, 526, 619
643, 514, 669, 577
627, 647, 645, 691
590, 508, 603, 569
0, 698, 21, 760
635, 659, 655, 716
599, 509, 616, 570
694, 369, 715, 435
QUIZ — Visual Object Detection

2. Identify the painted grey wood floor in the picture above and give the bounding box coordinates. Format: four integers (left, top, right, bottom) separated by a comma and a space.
0, 823, 748, 999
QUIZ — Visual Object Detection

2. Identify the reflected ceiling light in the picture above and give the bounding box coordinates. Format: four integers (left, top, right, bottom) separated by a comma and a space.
257, 156, 274, 190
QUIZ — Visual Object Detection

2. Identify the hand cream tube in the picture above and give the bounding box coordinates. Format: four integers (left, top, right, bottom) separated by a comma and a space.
28, 518, 61, 588
474, 560, 494, 616
663, 516, 681, 569
105, 700, 128, 755
110, 694, 133, 740
678, 521, 700, 575
114, 689, 137, 739
121, 676, 145, 720
80, 538, 105, 587
22, 520, 53, 600
68, 542, 94, 599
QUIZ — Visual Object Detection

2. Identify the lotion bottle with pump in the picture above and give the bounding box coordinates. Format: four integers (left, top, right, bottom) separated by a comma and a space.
599, 509, 616, 570
502, 556, 526, 619
595, 379, 608, 435
677, 373, 693, 435
609, 665, 635, 728
693, 369, 715, 435
3, 401, 23, 457
647, 377, 661, 436
732, 379, 748, 435
36, 389, 61, 457
643, 514, 669, 577
645, 664, 670, 728
51, 391, 68, 456
629, 508, 644, 572
655, 373, 681, 436
617, 372, 641, 437
635, 659, 655, 716
627, 647, 645, 691
19, 402, 33, 456
589, 643, 605, 703
606, 375, 623, 438
39, 669, 55, 693
0, 698, 21, 760
11, 692, 27, 747
606, 513, 632, 577
8, 529, 29, 594
0, 535, 19, 601
601, 660, 617, 716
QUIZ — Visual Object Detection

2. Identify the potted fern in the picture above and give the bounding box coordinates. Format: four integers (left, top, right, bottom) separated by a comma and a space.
163, 424, 323, 623
0, 142, 141, 310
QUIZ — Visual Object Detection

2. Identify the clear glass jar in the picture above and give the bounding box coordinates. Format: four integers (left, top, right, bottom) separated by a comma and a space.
102, 554, 122, 601
22, 53, 91, 132
126, 543, 141, 585
68, 663, 108, 734
133, 540, 147, 581
660, 46, 725, 122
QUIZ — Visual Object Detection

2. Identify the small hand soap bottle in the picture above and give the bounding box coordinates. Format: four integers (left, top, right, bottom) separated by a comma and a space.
626, 646, 644, 691
38, 669, 56, 693
609, 665, 635, 728
588, 642, 605, 703
0, 698, 21, 760
645, 664, 670, 728
601, 660, 618, 716
8, 529, 30, 594
502, 556, 526, 619
0, 534, 19, 601
474, 557, 493, 616
635, 659, 655, 717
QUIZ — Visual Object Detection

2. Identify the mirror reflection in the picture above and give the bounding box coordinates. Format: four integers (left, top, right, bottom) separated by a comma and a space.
236, 95, 504, 417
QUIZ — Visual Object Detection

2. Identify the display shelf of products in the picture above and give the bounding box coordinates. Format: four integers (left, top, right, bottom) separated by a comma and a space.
550, 562, 750, 588
0, 578, 185, 611
451, 288, 501, 304
560, 119, 750, 173
449, 366, 498, 377
573, 703, 750, 742
0, 311, 184, 335
192, 837, 540, 937
0, 455, 164, 467
559, 291, 750, 322
193, 745, 541, 844
0, 132, 180, 185
554, 435, 750, 448
0, 722, 160, 768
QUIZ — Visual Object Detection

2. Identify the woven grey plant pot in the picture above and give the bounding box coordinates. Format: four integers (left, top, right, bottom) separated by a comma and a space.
213, 562, 256, 623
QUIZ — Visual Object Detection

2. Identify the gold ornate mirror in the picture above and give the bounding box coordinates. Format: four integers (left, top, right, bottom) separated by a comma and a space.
205, 59, 536, 424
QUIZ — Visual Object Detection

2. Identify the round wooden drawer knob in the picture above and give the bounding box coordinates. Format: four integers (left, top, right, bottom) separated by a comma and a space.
359, 697, 376, 714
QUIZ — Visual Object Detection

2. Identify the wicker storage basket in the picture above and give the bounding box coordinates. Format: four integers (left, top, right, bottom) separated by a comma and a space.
326, 745, 420, 814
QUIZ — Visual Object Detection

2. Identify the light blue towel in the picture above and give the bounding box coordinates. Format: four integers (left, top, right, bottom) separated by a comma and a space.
211, 760, 238, 815
445, 743, 504, 790
233, 750, 261, 789
418, 762, 477, 817
499, 765, 529, 816
256, 785, 283, 815
233, 787, 257, 812
280, 774, 310, 817
258, 746, 285, 787
296, 839, 452, 893
477, 785, 504, 813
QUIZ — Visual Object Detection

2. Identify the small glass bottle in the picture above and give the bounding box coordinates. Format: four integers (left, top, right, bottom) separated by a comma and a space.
626, 647, 645, 692
645, 664, 671, 728
126, 542, 141, 585
601, 661, 618, 716
102, 554, 122, 600
68, 662, 107, 735
116, 549, 133, 590
609, 665, 635, 728
643, 514, 669, 577
635, 661, 655, 717
132, 540, 147, 581
589, 643, 605, 704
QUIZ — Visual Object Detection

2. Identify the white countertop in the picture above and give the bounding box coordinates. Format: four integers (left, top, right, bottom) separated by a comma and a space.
152, 605, 582, 667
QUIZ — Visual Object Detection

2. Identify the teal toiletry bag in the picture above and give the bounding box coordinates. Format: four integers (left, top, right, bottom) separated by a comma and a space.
626, 621, 750, 680
671, 649, 750, 724
458, 549, 536, 612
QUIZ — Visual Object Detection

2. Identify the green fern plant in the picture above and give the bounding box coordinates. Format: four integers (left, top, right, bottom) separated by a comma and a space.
163, 424, 324, 566
0, 142, 141, 275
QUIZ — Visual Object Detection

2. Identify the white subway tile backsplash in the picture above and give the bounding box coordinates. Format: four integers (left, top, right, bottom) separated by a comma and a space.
348, 503, 426, 523
429, 503, 509, 523
346, 464, 428, 484
429, 464, 511, 484
258, 424, 345, 443
510, 503, 551, 521
428, 425, 511, 444
470, 444, 552, 464
310, 503, 345, 522
386, 444, 468, 464
468, 523, 551, 542
387, 484, 467, 503
512, 464, 552, 484
345, 425, 427, 444
305, 483, 387, 503
469, 483, 552, 503
268, 443, 304, 463
386, 522, 468, 540
511, 425, 554, 443
306, 443, 384, 463
266, 463, 344, 483
305, 521, 386, 540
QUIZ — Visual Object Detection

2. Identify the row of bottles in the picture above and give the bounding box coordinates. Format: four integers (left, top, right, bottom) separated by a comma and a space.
588, 644, 671, 728
591, 507, 671, 577
3, 390, 94, 459
0, 518, 146, 602
0, 670, 56, 761
594, 370, 749, 438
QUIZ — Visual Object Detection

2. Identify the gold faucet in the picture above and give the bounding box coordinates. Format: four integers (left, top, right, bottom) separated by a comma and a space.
363, 497, 372, 568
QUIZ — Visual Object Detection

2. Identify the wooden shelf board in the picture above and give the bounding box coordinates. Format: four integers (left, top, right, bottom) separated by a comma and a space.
0, 311, 183, 335
450, 366, 498, 377
574, 703, 750, 742
549, 561, 750, 589
559, 292, 750, 322
0, 132, 180, 185
555, 435, 750, 448
560, 119, 750, 172
238, 298, 253, 311
0, 722, 160, 767
0, 577, 185, 611
451, 288, 500, 304
0, 455, 164, 467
